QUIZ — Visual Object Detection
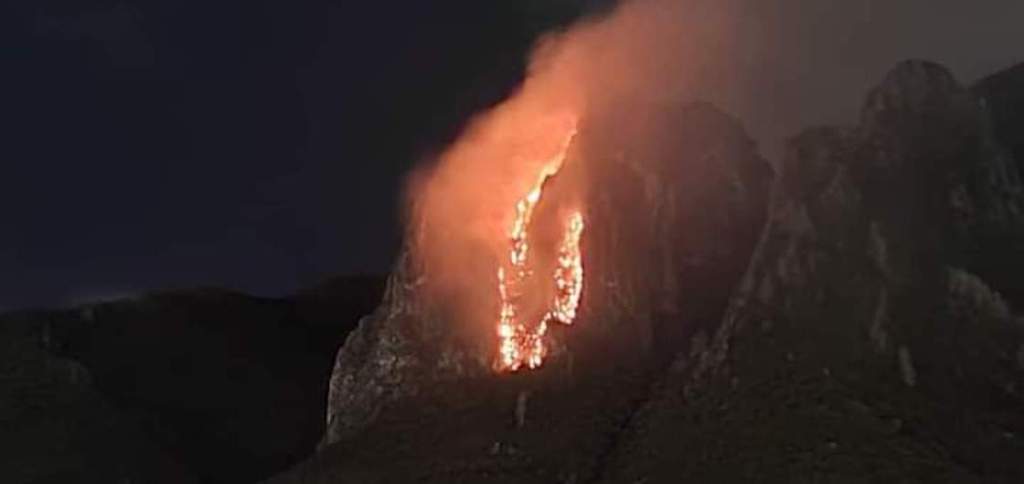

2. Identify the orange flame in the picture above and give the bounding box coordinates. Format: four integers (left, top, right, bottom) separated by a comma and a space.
496, 127, 585, 372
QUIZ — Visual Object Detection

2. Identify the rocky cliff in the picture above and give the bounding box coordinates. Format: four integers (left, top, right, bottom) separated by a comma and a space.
603, 60, 1024, 483
286, 60, 1024, 483
320, 102, 773, 447
6, 59, 1024, 484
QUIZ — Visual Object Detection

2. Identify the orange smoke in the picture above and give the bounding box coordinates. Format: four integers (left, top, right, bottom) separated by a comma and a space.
404, 91, 585, 370
405, 0, 741, 371
495, 126, 584, 371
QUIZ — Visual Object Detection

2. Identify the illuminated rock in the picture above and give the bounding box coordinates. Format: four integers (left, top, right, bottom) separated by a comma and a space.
323, 102, 772, 445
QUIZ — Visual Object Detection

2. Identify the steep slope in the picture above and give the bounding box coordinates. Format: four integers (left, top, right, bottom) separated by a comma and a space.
275, 103, 772, 483
603, 60, 1024, 483
975, 62, 1024, 171
280, 59, 1024, 484
971, 62, 1024, 306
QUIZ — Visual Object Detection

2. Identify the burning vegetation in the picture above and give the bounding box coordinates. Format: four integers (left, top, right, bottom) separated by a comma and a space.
325, 0, 778, 453
496, 126, 584, 371
404, 0, 745, 373
406, 108, 587, 372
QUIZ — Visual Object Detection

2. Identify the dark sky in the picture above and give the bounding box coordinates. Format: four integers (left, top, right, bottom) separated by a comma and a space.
3, 0, 1022, 310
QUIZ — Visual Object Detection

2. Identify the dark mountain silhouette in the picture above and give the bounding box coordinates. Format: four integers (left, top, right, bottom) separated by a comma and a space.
2, 60, 1023, 484
0, 276, 383, 483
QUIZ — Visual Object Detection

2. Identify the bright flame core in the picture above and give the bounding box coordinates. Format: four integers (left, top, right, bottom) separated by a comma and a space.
496, 128, 585, 372
407, 0, 738, 375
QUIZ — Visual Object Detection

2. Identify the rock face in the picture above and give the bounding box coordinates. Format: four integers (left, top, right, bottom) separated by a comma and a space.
975, 62, 1024, 169
971, 62, 1024, 306
321, 102, 773, 447
583, 103, 774, 358
323, 251, 492, 446
603, 60, 1024, 482
0, 276, 383, 484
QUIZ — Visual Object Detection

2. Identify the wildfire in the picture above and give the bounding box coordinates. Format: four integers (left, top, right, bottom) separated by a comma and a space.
496, 128, 585, 372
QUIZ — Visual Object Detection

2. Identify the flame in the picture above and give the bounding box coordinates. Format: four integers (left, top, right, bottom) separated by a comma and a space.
551, 211, 584, 324
496, 127, 585, 372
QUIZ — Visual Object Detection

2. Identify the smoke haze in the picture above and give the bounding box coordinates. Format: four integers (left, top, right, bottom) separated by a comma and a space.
5, 0, 1023, 310
406, 0, 743, 342
405, 0, 1024, 346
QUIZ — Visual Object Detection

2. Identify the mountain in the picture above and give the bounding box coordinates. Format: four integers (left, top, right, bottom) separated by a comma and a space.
603, 60, 1024, 483
0, 275, 383, 483
273, 61, 1024, 483
318, 101, 772, 449
4, 60, 1024, 484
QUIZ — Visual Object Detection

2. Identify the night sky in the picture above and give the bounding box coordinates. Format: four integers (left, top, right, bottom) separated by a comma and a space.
4, 1, 1023, 310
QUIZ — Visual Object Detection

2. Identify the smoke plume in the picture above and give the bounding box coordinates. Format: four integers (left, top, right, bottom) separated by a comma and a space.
402, 0, 747, 351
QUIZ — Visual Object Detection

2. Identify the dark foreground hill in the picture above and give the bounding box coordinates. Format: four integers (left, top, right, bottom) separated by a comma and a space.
0, 275, 383, 483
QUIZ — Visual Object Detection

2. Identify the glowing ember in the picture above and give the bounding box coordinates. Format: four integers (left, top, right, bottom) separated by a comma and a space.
496, 128, 585, 372
552, 211, 584, 324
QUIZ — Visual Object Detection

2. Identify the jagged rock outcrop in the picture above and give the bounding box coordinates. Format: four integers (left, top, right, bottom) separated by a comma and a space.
322, 102, 773, 448
323, 251, 494, 445
604, 60, 1024, 483
584, 103, 774, 357
975, 62, 1024, 170
970, 62, 1024, 306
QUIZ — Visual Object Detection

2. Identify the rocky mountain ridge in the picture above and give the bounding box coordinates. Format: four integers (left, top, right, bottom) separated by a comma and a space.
3, 59, 1024, 484
321, 101, 773, 447
280, 59, 1024, 483
604, 59, 1024, 483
